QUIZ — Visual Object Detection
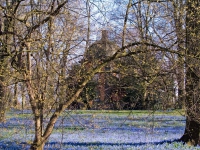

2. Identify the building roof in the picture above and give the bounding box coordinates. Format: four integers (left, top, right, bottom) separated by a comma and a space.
85, 30, 119, 61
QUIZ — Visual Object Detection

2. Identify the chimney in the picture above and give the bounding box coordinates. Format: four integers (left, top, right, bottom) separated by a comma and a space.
101, 30, 108, 41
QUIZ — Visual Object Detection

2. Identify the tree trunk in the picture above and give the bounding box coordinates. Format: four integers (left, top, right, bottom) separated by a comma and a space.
180, 117, 200, 146
0, 77, 6, 122
30, 115, 45, 150
21, 83, 26, 113
180, 0, 200, 146
30, 138, 45, 150
180, 66, 200, 145
173, 0, 185, 109
0, 1, 14, 122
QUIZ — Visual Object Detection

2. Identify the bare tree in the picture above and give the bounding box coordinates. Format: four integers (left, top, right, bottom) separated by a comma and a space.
172, 0, 186, 109
0, 0, 16, 122
1, 0, 200, 149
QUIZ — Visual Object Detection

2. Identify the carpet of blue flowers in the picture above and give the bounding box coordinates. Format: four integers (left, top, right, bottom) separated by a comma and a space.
0, 110, 200, 150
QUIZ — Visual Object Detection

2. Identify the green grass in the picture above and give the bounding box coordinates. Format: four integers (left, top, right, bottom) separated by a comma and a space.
53, 126, 86, 133
5, 109, 185, 119
64, 109, 185, 116
125, 119, 184, 128
6, 111, 33, 119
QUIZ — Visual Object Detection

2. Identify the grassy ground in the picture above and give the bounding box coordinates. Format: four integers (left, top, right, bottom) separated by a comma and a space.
1, 109, 199, 150
63, 109, 185, 116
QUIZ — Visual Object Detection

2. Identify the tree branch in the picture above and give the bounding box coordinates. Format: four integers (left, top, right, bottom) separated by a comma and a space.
26, 0, 68, 38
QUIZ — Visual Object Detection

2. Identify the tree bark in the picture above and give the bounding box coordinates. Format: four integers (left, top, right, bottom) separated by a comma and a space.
0, 76, 6, 122
30, 111, 45, 150
173, 0, 185, 109
30, 138, 45, 150
0, 1, 14, 122
180, 0, 200, 146
180, 117, 200, 146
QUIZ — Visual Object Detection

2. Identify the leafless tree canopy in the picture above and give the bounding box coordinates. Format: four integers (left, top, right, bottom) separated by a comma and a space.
0, 0, 200, 149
